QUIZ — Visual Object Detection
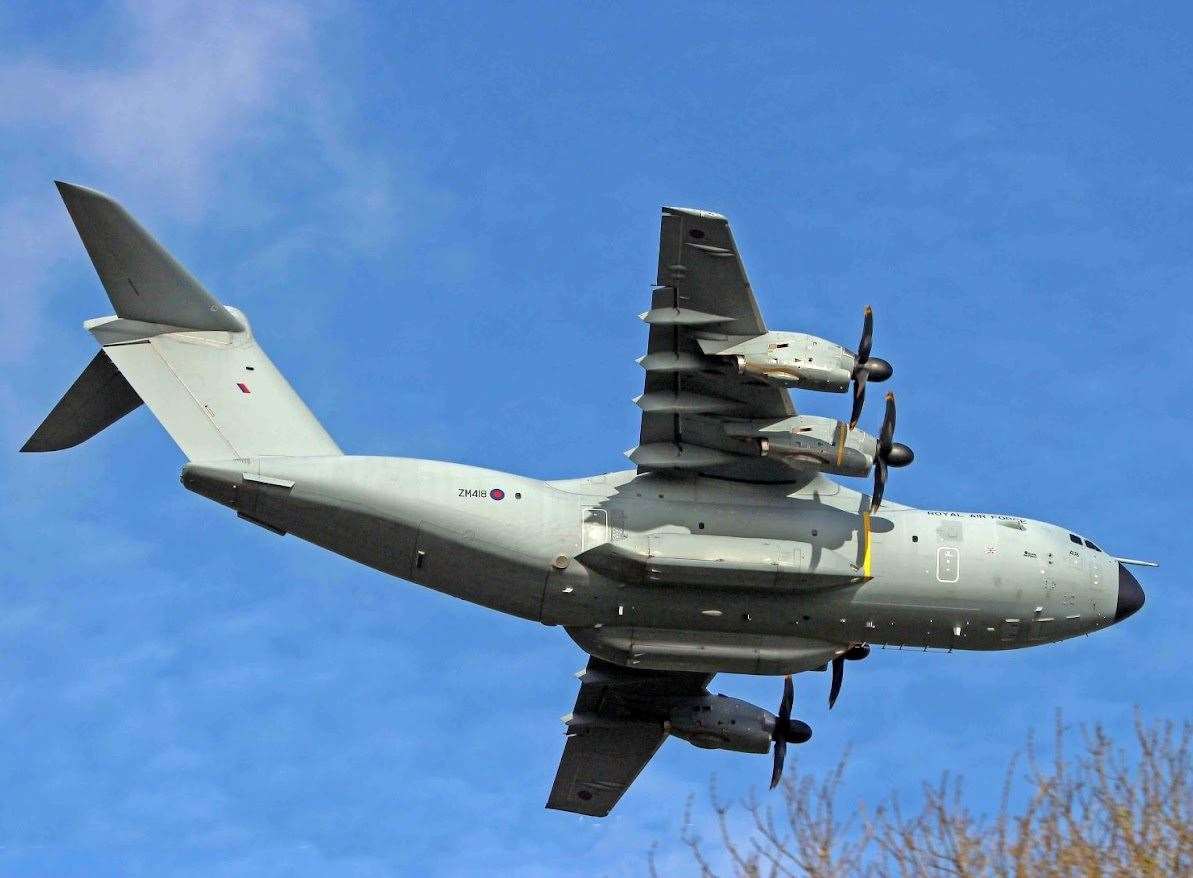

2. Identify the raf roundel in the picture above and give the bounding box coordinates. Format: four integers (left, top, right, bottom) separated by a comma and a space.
490, 488, 505, 501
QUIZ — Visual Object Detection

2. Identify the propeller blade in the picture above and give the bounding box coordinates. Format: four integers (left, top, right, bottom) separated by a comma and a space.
857, 306, 873, 364
878, 392, 896, 455
770, 675, 795, 789
849, 368, 868, 429
828, 656, 844, 709
871, 456, 887, 512
770, 737, 787, 789
778, 674, 794, 723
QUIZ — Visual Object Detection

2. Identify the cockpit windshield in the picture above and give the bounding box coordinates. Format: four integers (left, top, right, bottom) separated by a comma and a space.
1070, 533, 1104, 552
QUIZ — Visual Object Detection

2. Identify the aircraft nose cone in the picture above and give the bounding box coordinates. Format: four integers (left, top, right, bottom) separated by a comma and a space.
1114, 563, 1146, 622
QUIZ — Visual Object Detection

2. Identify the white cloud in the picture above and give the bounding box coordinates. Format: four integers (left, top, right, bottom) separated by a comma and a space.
0, 1, 311, 209
0, 1, 306, 376
0, 195, 74, 352
0, 0, 434, 451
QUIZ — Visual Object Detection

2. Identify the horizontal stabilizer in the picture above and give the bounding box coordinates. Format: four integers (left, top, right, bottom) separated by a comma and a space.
21, 351, 143, 452
55, 181, 242, 332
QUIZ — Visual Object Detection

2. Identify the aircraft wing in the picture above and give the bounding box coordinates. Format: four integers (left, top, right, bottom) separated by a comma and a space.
546, 657, 712, 817
633, 207, 797, 481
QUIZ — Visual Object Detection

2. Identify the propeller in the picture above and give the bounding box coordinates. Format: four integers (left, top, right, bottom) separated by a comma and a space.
828, 644, 872, 710
848, 306, 893, 429
769, 675, 812, 789
870, 392, 914, 513
828, 658, 844, 710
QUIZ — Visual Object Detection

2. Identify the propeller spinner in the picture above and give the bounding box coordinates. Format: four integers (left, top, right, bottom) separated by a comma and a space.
848, 306, 893, 429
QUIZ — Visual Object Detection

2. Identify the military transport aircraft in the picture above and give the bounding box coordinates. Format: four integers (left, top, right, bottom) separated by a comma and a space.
25, 183, 1152, 816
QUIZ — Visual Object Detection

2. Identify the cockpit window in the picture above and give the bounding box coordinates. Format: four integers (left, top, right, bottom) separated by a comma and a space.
1083, 539, 1102, 552
1069, 534, 1082, 545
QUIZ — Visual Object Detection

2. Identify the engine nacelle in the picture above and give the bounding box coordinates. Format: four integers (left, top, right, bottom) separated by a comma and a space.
724, 415, 878, 477
699, 331, 856, 392
666, 694, 775, 754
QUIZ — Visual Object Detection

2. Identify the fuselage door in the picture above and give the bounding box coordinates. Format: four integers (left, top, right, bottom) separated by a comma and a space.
937, 546, 960, 583
582, 507, 609, 551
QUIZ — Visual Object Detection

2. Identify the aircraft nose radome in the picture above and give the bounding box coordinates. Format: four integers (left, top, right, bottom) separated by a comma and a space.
1114, 563, 1146, 622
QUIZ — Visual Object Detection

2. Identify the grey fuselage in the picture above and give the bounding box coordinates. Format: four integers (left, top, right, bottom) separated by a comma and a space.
181, 454, 1136, 677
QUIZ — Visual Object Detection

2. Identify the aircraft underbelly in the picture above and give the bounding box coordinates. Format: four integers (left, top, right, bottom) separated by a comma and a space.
407, 520, 547, 621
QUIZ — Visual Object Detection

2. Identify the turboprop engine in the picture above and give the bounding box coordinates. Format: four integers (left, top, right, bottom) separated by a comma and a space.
667, 694, 775, 753
724, 393, 914, 512
698, 306, 892, 426
666, 682, 814, 789
726, 414, 877, 478
667, 692, 811, 758
704, 331, 858, 392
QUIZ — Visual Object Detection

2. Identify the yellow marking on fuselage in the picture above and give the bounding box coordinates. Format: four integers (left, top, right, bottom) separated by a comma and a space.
835, 421, 847, 467
862, 509, 872, 577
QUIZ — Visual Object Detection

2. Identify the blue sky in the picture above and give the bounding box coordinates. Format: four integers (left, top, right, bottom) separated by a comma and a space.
0, 2, 1186, 875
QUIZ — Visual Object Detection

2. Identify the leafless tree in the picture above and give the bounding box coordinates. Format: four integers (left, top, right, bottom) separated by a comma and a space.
651, 714, 1191, 878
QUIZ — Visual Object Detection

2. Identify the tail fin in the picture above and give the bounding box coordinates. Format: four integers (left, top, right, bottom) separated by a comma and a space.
23, 182, 340, 461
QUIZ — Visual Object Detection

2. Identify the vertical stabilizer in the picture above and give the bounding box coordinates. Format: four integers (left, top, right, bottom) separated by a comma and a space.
88, 310, 341, 461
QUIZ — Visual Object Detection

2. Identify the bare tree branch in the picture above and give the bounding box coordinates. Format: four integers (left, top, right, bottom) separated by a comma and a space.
654, 715, 1192, 878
